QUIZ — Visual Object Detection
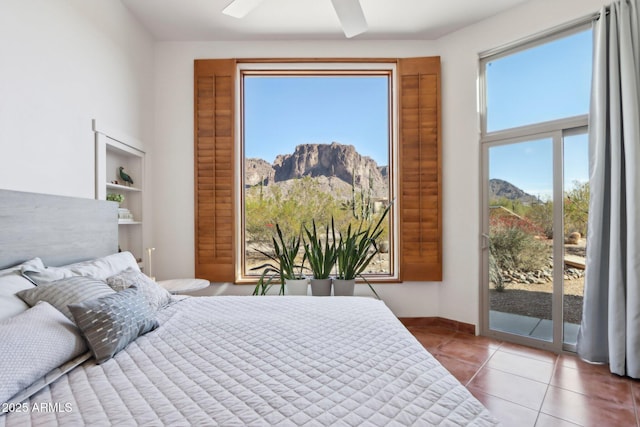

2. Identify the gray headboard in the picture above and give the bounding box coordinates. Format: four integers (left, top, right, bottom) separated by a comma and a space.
0, 189, 118, 269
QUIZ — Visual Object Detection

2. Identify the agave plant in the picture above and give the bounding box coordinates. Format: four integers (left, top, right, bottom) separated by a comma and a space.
252, 223, 306, 295
335, 204, 391, 298
303, 218, 338, 280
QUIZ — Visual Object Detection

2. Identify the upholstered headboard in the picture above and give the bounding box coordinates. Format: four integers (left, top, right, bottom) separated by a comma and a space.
0, 189, 118, 269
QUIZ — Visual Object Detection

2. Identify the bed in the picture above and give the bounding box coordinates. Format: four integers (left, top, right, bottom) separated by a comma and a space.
0, 189, 498, 426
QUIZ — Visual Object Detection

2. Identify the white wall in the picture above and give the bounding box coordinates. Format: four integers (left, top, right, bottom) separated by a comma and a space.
0, 0, 155, 199
151, 0, 609, 323
151, 40, 442, 318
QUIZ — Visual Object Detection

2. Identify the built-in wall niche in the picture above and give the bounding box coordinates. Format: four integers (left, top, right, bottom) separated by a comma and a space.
94, 120, 145, 269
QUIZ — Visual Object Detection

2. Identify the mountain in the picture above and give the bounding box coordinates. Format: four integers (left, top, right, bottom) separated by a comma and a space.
489, 179, 538, 204
246, 142, 388, 199
245, 158, 273, 187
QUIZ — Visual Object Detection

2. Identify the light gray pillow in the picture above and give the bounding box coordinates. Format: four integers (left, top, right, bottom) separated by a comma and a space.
106, 268, 171, 311
0, 273, 36, 321
0, 302, 87, 404
64, 251, 141, 280
22, 265, 73, 284
69, 287, 158, 364
0, 257, 45, 277
22, 252, 140, 284
17, 276, 115, 320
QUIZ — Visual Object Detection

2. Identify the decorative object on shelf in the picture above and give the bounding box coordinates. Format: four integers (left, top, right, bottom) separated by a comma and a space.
303, 219, 338, 296
106, 193, 124, 205
146, 247, 156, 281
119, 166, 134, 186
118, 208, 134, 221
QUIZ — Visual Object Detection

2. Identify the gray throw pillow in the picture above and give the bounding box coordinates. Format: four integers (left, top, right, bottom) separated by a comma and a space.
0, 302, 87, 404
17, 276, 115, 319
68, 287, 159, 364
106, 268, 171, 311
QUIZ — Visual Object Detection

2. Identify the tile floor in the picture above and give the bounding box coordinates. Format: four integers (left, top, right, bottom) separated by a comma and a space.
407, 326, 640, 426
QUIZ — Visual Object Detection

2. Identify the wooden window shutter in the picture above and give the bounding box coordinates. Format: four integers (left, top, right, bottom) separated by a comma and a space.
194, 59, 235, 282
398, 57, 442, 281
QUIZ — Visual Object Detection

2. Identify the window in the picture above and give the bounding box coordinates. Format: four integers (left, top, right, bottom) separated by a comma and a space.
240, 68, 395, 281
484, 29, 592, 133
193, 57, 442, 284
480, 25, 593, 351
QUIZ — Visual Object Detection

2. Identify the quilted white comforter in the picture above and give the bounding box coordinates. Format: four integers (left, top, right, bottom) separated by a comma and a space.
2, 296, 498, 426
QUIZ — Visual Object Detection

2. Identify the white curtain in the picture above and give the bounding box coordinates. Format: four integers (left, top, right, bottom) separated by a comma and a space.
577, 0, 640, 377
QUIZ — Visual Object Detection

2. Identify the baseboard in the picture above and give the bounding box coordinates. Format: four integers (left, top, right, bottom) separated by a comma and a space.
398, 317, 476, 335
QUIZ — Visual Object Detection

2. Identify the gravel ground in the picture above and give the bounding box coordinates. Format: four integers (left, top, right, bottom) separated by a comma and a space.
490, 278, 584, 324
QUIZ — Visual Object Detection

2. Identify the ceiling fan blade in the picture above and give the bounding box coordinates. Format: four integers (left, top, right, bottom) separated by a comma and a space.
330, 0, 368, 38
222, 0, 265, 19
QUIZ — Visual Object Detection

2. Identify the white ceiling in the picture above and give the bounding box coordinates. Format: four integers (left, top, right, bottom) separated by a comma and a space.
120, 0, 531, 41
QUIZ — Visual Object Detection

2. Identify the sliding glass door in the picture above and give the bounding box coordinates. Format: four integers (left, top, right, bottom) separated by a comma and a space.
482, 129, 588, 351
486, 137, 555, 343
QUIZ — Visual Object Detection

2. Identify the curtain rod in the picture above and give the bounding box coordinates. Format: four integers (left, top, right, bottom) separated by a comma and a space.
479, 10, 603, 60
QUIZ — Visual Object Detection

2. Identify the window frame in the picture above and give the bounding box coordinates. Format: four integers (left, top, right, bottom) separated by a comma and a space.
193, 56, 442, 284
234, 61, 400, 283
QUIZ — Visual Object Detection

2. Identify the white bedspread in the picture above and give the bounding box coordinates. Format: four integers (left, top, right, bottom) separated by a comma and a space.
2, 296, 498, 426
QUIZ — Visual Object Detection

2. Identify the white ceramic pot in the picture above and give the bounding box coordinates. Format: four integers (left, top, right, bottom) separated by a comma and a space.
285, 278, 309, 296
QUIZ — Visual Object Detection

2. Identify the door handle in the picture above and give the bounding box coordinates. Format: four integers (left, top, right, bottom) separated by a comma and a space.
481, 233, 490, 249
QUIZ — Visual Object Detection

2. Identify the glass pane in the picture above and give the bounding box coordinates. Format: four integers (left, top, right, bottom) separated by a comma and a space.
486, 29, 592, 132
488, 138, 553, 341
243, 75, 392, 278
563, 133, 589, 345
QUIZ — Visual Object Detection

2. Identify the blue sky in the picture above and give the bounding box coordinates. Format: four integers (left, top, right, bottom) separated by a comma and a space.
244, 75, 389, 165
244, 28, 593, 196
487, 29, 593, 197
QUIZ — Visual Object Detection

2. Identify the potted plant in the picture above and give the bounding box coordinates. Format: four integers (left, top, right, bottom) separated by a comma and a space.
106, 193, 124, 205
252, 269, 279, 296
303, 218, 338, 296
334, 204, 390, 298
255, 224, 307, 296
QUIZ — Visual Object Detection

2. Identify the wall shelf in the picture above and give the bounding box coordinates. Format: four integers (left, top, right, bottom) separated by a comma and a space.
106, 182, 142, 192
94, 119, 146, 269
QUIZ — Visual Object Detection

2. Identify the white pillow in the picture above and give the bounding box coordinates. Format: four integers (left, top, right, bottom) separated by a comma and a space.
23, 252, 140, 284
0, 302, 87, 404
65, 251, 141, 279
0, 272, 37, 322
0, 258, 45, 277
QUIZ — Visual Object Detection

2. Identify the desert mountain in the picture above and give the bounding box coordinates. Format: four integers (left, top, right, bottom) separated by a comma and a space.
489, 178, 538, 204
245, 142, 388, 199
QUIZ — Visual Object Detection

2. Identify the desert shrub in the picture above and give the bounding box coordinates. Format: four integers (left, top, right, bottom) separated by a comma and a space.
245, 177, 346, 246
526, 201, 554, 239
489, 251, 505, 292
564, 180, 589, 238
489, 216, 549, 273
490, 197, 529, 217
